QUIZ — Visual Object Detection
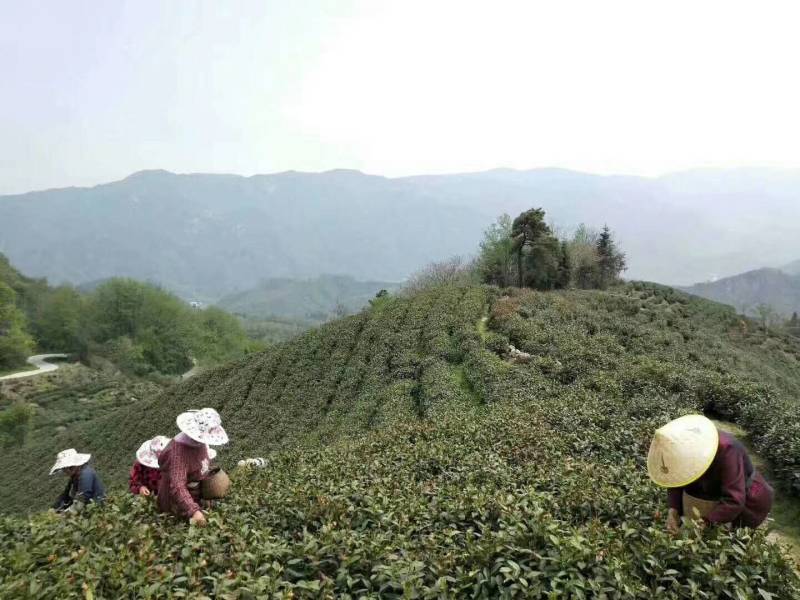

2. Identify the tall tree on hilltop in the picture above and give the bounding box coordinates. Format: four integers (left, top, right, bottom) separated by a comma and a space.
556, 241, 572, 289
477, 214, 515, 287
595, 225, 626, 289
568, 224, 599, 289
511, 208, 552, 287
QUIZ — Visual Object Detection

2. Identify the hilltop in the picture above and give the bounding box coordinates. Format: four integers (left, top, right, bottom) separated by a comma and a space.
2, 168, 800, 298
2, 282, 800, 596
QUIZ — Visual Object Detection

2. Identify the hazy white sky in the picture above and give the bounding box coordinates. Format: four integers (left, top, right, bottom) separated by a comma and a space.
2, 0, 799, 194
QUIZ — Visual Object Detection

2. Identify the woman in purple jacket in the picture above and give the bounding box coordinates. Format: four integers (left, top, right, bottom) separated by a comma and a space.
647, 414, 773, 531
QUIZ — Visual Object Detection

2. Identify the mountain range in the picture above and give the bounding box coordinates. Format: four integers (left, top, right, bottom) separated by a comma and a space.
682, 265, 800, 317
1, 167, 799, 299
216, 274, 400, 322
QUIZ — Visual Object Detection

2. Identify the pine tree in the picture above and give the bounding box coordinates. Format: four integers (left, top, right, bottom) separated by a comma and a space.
511, 208, 556, 288
556, 240, 572, 289
595, 225, 626, 289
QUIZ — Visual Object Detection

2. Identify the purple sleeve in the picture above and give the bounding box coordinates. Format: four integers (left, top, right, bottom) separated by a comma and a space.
705, 445, 746, 524
169, 447, 201, 518
667, 488, 683, 513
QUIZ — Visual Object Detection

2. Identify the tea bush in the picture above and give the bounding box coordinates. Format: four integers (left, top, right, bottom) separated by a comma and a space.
1, 405, 798, 598
2, 282, 800, 596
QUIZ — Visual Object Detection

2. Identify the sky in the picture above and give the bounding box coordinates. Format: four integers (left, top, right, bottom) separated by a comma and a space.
2, 0, 800, 194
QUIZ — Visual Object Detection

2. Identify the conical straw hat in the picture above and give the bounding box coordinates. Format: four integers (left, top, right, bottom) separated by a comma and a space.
647, 414, 719, 488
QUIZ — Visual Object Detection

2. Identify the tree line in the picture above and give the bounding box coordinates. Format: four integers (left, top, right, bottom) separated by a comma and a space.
0, 254, 256, 374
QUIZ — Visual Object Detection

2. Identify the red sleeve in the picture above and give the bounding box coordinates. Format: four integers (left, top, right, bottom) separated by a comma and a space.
705, 445, 746, 524
168, 447, 201, 518
129, 463, 143, 494
667, 488, 683, 513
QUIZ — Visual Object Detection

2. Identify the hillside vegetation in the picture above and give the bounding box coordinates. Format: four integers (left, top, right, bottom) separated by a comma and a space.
0, 253, 256, 375
2, 282, 800, 596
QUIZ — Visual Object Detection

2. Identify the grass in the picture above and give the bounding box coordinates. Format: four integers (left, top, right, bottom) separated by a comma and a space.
0, 363, 39, 377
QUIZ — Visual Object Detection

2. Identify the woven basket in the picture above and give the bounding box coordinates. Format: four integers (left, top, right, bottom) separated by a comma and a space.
201, 468, 231, 499
682, 491, 718, 521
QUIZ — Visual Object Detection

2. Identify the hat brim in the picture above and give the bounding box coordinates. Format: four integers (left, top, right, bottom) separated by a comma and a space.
647, 415, 719, 488
136, 441, 160, 469
176, 412, 229, 446
49, 453, 91, 475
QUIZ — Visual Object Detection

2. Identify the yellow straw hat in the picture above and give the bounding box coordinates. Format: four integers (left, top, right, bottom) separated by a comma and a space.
647, 414, 719, 488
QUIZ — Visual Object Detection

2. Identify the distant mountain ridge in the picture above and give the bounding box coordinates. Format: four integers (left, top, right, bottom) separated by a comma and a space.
681, 267, 800, 317
216, 274, 400, 321
1, 167, 799, 298
784, 259, 800, 276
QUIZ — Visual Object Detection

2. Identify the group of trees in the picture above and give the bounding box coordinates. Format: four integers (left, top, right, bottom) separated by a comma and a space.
0, 253, 256, 375
477, 209, 626, 291
0, 282, 35, 370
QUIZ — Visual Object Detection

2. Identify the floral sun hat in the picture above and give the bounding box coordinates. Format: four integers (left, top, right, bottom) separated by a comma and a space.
647, 414, 719, 488
135, 435, 172, 469
49, 448, 91, 475
176, 408, 229, 446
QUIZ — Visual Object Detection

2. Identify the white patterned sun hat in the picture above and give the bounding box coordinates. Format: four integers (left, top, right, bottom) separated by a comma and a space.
176, 408, 229, 446
647, 414, 719, 488
135, 435, 172, 469
49, 448, 91, 475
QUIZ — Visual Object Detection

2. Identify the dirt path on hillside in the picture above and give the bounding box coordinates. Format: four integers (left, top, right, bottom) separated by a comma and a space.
179, 358, 201, 381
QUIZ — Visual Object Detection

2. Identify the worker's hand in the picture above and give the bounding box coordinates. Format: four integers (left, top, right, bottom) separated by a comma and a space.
666, 508, 681, 534
139, 486, 151, 496
190, 511, 207, 527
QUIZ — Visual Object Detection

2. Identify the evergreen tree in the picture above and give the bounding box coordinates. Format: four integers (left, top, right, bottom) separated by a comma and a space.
556, 240, 572, 289
511, 208, 559, 289
595, 225, 626, 289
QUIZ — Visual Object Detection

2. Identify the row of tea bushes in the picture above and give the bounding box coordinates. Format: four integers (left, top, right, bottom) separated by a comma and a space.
1, 402, 797, 597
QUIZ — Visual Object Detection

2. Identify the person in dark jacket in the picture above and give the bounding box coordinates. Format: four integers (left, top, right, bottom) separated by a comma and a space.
50, 448, 106, 514
647, 414, 773, 531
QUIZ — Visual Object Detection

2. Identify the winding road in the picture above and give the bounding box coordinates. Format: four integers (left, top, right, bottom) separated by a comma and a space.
0, 354, 68, 382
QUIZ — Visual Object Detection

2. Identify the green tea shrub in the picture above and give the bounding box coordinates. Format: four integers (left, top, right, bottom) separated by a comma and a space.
2, 281, 800, 594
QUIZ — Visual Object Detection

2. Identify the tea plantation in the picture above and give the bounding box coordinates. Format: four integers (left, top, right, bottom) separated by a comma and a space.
2, 283, 800, 597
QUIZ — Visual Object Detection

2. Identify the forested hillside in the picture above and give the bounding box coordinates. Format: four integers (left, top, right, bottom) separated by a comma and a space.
2, 282, 800, 596
2, 168, 800, 298
0, 253, 256, 374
